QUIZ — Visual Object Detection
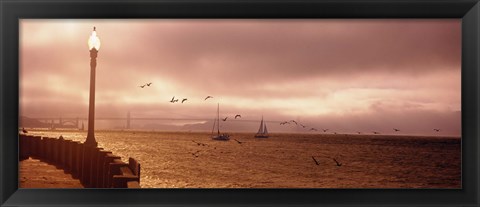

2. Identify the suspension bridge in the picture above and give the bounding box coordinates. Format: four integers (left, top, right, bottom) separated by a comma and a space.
31, 112, 281, 129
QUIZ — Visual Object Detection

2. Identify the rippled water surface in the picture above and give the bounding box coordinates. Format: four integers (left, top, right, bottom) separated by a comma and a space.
24, 130, 461, 188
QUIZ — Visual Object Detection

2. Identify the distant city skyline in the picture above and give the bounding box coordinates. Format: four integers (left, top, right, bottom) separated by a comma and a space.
20, 19, 461, 136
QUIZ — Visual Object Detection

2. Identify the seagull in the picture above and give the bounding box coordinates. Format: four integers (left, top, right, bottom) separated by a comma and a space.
393, 128, 400, 132
280, 121, 289, 125
191, 150, 201, 157
234, 139, 243, 144
139, 84, 146, 88
433, 129, 440, 132
373, 131, 380, 134
173, 99, 179, 103
322, 129, 329, 132
204, 96, 213, 100
300, 124, 306, 128
222, 117, 228, 121
311, 156, 320, 165
235, 115, 241, 119
22, 128, 28, 134
332, 158, 342, 166
310, 128, 317, 131
170, 96, 175, 103
146, 82, 152, 86
290, 120, 298, 125
182, 98, 188, 103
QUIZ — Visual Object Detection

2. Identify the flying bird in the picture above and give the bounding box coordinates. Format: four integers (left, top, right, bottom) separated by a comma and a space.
146, 82, 152, 86
139, 84, 146, 88
280, 121, 289, 125
234, 139, 243, 144
290, 120, 298, 125
310, 128, 317, 131
235, 115, 241, 119
222, 117, 228, 121
322, 129, 329, 132
191, 150, 201, 157
332, 158, 342, 166
204, 96, 213, 100
393, 128, 400, 132
373, 131, 380, 134
182, 98, 188, 103
433, 129, 440, 132
311, 156, 320, 165
173, 99, 179, 103
300, 124, 307, 128
170, 96, 175, 103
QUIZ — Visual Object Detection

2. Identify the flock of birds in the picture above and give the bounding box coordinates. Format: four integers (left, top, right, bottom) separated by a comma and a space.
311, 156, 342, 167
139, 82, 444, 135
170, 95, 242, 121
190, 138, 344, 167
168, 95, 214, 104
139, 82, 216, 105
138, 82, 153, 88
278, 119, 442, 135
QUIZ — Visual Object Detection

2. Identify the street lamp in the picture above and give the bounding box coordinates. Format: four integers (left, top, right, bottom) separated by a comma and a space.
85, 27, 100, 147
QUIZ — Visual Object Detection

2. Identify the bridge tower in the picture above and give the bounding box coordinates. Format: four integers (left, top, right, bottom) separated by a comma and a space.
126, 111, 131, 129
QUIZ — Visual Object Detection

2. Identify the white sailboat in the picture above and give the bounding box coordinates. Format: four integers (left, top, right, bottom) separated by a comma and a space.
255, 116, 269, 138
212, 103, 230, 141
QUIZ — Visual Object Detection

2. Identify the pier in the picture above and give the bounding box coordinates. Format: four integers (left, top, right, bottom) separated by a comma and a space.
19, 134, 141, 188
19, 158, 83, 188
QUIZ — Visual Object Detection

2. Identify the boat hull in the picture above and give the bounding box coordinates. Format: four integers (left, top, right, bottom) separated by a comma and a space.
255, 134, 269, 138
212, 134, 230, 141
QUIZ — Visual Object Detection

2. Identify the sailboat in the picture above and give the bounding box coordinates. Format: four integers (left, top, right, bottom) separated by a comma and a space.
212, 103, 230, 141
255, 116, 269, 138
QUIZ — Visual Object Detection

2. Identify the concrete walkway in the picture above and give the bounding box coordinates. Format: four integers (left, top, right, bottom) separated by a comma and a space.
19, 158, 84, 188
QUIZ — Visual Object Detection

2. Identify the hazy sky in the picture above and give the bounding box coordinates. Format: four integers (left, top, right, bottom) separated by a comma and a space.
20, 19, 461, 135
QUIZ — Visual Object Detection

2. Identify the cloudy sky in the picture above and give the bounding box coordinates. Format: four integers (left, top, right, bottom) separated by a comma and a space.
20, 19, 461, 136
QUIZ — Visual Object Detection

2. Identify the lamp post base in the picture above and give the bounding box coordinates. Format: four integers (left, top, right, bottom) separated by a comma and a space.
84, 136, 97, 147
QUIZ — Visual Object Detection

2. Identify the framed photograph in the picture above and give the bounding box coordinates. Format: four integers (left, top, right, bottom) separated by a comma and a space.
1, 0, 479, 206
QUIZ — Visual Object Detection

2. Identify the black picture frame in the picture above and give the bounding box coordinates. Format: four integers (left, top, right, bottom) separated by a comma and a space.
1, 0, 479, 206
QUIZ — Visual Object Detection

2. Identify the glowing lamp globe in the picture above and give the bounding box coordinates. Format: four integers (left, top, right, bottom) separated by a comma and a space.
88, 28, 101, 50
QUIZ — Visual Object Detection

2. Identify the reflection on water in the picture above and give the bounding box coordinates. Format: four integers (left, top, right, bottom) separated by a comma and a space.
24, 130, 460, 188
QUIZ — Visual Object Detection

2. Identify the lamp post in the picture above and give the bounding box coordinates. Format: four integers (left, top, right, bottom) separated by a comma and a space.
81, 27, 101, 187
85, 27, 100, 147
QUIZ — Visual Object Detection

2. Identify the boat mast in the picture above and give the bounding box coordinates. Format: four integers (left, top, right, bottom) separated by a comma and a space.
217, 103, 220, 135
211, 119, 216, 135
